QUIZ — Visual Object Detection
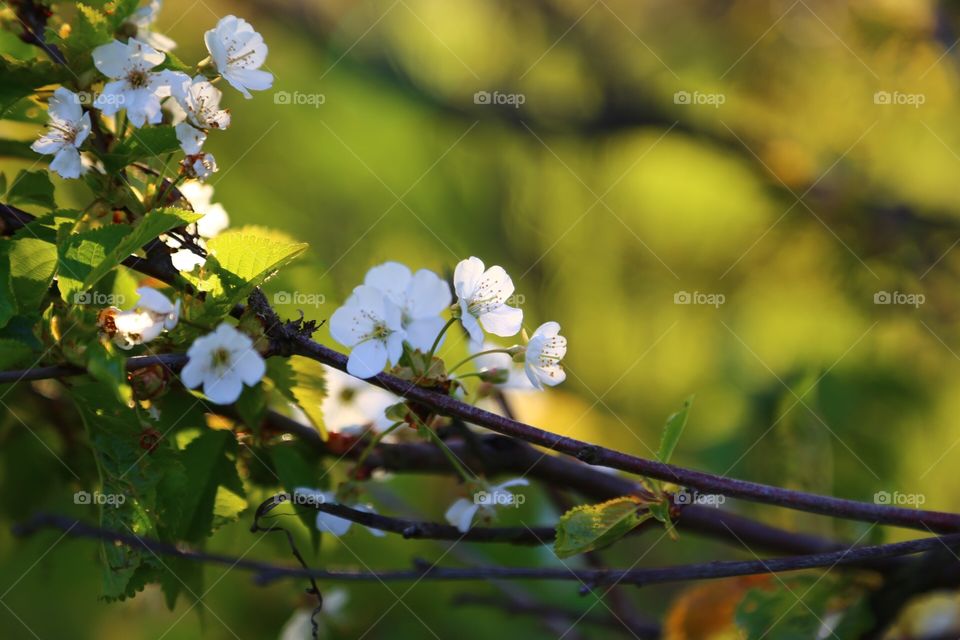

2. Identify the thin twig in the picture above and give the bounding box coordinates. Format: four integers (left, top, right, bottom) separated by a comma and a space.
12, 514, 960, 589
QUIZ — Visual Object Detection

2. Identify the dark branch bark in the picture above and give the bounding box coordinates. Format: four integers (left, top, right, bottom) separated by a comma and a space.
12, 514, 960, 589
286, 336, 960, 534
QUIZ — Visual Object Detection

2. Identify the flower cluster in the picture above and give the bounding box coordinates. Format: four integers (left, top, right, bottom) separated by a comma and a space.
330, 261, 451, 378
329, 257, 567, 389
31, 7, 272, 180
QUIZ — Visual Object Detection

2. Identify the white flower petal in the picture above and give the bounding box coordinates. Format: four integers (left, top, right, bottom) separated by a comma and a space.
203, 370, 244, 404
444, 498, 479, 533
478, 304, 522, 337
316, 510, 353, 537
347, 340, 388, 379
49, 147, 82, 179
454, 256, 485, 300
364, 262, 412, 304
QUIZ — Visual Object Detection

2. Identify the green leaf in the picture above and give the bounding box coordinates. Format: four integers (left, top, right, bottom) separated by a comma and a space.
267, 356, 328, 439
104, 0, 143, 29
656, 395, 694, 465
554, 495, 652, 558
105, 126, 182, 171
736, 575, 872, 640
0, 58, 70, 116
57, 225, 130, 300
0, 140, 37, 162
13, 208, 81, 243
9, 237, 58, 308
7, 170, 55, 209
66, 4, 113, 58
85, 339, 132, 405
271, 444, 325, 551
203, 227, 308, 314
0, 236, 58, 324
68, 382, 184, 600
58, 208, 199, 298
0, 338, 33, 369
172, 429, 247, 542
82, 207, 201, 288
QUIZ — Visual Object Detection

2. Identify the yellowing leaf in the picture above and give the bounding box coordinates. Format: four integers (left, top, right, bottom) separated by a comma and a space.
554, 495, 652, 558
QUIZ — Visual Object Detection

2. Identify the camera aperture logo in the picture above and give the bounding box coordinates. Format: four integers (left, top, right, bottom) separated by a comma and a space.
274, 291, 326, 308
673, 90, 725, 108
74, 490, 126, 507
474, 490, 525, 508
674, 290, 725, 308
873, 490, 925, 507
274, 90, 326, 108
282, 491, 328, 507
73, 291, 125, 306
873, 91, 925, 108
673, 488, 725, 507
473, 90, 526, 108
874, 291, 924, 308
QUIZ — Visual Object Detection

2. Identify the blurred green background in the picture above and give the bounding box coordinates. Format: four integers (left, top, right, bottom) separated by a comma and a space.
5, 0, 960, 637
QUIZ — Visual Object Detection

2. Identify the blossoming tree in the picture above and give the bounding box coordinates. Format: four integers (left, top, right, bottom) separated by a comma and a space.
3, 2, 960, 639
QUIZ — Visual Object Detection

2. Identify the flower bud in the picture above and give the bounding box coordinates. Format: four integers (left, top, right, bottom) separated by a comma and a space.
477, 367, 510, 384
129, 364, 169, 400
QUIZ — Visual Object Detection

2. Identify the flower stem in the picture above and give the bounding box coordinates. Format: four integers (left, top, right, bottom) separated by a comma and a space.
353, 421, 404, 471
448, 349, 515, 374
411, 413, 476, 483
426, 316, 458, 362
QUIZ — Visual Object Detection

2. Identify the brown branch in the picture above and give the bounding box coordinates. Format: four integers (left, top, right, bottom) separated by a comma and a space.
12, 514, 960, 589
8, 200, 960, 542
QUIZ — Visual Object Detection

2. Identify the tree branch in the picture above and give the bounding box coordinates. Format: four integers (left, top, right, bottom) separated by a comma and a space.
12, 514, 960, 589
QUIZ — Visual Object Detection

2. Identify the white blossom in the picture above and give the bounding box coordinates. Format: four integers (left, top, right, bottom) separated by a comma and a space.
171, 75, 231, 154
363, 262, 451, 352
92, 39, 174, 128
472, 341, 534, 391
524, 322, 567, 389
106, 286, 180, 350
164, 182, 230, 272
322, 365, 398, 432
126, 0, 176, 51
30, 88, 91, 179
175, 122, 206, 155
204, 15, 273, 99
329, 285, 405, 379
180, 182, 229, 238
444, 478, 528, 532
293, 488, 385, 537
181, 152, 218, 180
453, 256, 523, 344
180, 323, 266, 404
